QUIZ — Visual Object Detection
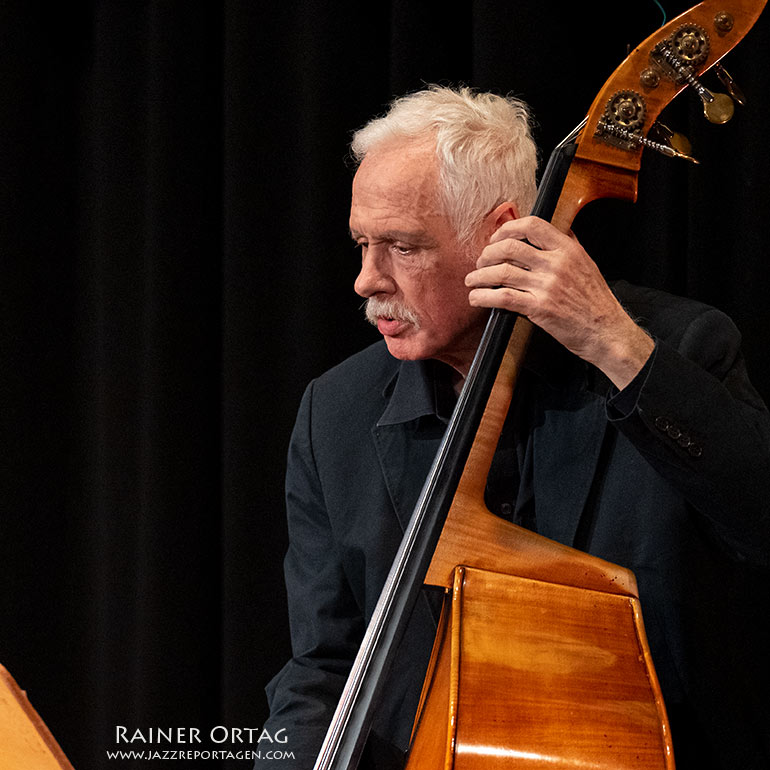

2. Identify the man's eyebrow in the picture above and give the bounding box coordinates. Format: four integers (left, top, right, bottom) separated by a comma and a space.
349, 229, 431, 244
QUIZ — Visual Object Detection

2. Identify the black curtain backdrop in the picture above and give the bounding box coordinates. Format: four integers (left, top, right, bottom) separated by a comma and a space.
1, 3, 768, 769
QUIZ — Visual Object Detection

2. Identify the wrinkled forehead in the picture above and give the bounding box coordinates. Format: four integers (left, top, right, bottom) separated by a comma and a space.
350, 139, 446, 223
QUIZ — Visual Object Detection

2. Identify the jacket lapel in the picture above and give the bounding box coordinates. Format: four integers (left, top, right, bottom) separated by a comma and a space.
371, 421, 444, 533
370, 360, 449, 638
371, 359, 450, 533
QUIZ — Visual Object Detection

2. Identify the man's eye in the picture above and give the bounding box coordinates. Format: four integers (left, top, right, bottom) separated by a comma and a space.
393, 244, 413, 256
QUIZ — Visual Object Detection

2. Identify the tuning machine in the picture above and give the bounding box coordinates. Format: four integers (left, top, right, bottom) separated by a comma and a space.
649, 122, 698, 162
650, 25, 736, 124
595, 91, 700, 164
689, 73, 734, 124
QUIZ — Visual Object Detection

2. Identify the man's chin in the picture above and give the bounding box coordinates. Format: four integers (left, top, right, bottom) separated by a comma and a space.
382, 335, 424, 361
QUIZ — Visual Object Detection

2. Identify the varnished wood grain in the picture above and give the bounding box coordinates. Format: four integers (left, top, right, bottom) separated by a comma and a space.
409, 569, 674, 769
0, 665, 75, 770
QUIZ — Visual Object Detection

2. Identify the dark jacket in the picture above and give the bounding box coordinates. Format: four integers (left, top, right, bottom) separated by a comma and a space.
260, 282, 770, 769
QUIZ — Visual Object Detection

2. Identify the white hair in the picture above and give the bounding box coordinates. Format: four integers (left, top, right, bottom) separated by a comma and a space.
350, 85, 538, 246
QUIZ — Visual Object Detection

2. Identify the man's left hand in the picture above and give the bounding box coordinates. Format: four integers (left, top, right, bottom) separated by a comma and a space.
465, 216, 654, 390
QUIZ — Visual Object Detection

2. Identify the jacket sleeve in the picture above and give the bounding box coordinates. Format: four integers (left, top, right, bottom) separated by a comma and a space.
607, 305, 770, 566
257, 380, 364, 768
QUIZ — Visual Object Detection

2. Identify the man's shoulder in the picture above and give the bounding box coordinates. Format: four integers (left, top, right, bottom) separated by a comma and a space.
316, 340, 399, 391
611, 280, 738, 343
304, 341, 400, 421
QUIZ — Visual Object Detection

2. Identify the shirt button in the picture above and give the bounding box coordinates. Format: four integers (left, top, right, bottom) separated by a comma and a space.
688, 444, 703, 457
654, 416, 670, 431
666, 425, 682, 440
677, 434, 691, 448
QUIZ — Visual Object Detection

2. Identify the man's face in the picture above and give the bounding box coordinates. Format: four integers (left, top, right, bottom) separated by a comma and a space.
349, 140, 488, 375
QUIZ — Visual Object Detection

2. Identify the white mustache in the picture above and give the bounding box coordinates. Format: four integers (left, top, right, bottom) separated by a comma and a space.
364, 297, 420, 329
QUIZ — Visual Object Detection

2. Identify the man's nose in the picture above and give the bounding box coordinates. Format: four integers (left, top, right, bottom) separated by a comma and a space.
354, 250, 395, 298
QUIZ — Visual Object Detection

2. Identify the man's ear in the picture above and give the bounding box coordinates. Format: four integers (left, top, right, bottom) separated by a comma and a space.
481, 201, 519, 240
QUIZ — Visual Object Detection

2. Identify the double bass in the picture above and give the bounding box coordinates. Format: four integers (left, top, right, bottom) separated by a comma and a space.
314, 1, 767, 767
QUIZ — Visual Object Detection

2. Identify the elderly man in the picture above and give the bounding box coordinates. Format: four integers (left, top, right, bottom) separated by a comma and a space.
258, 86, 770, 770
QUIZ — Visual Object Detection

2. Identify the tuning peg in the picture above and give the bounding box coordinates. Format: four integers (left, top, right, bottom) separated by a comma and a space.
646, 123, 700, 163
700, 90, 735, 124
678, 68, 734, 123
681, 73, 734, 124
650, 122, 694, 157
714, 63, 746, 106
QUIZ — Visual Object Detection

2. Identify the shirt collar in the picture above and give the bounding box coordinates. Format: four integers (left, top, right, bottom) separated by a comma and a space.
377, 358, 457, 427
375, 330, 590, 428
